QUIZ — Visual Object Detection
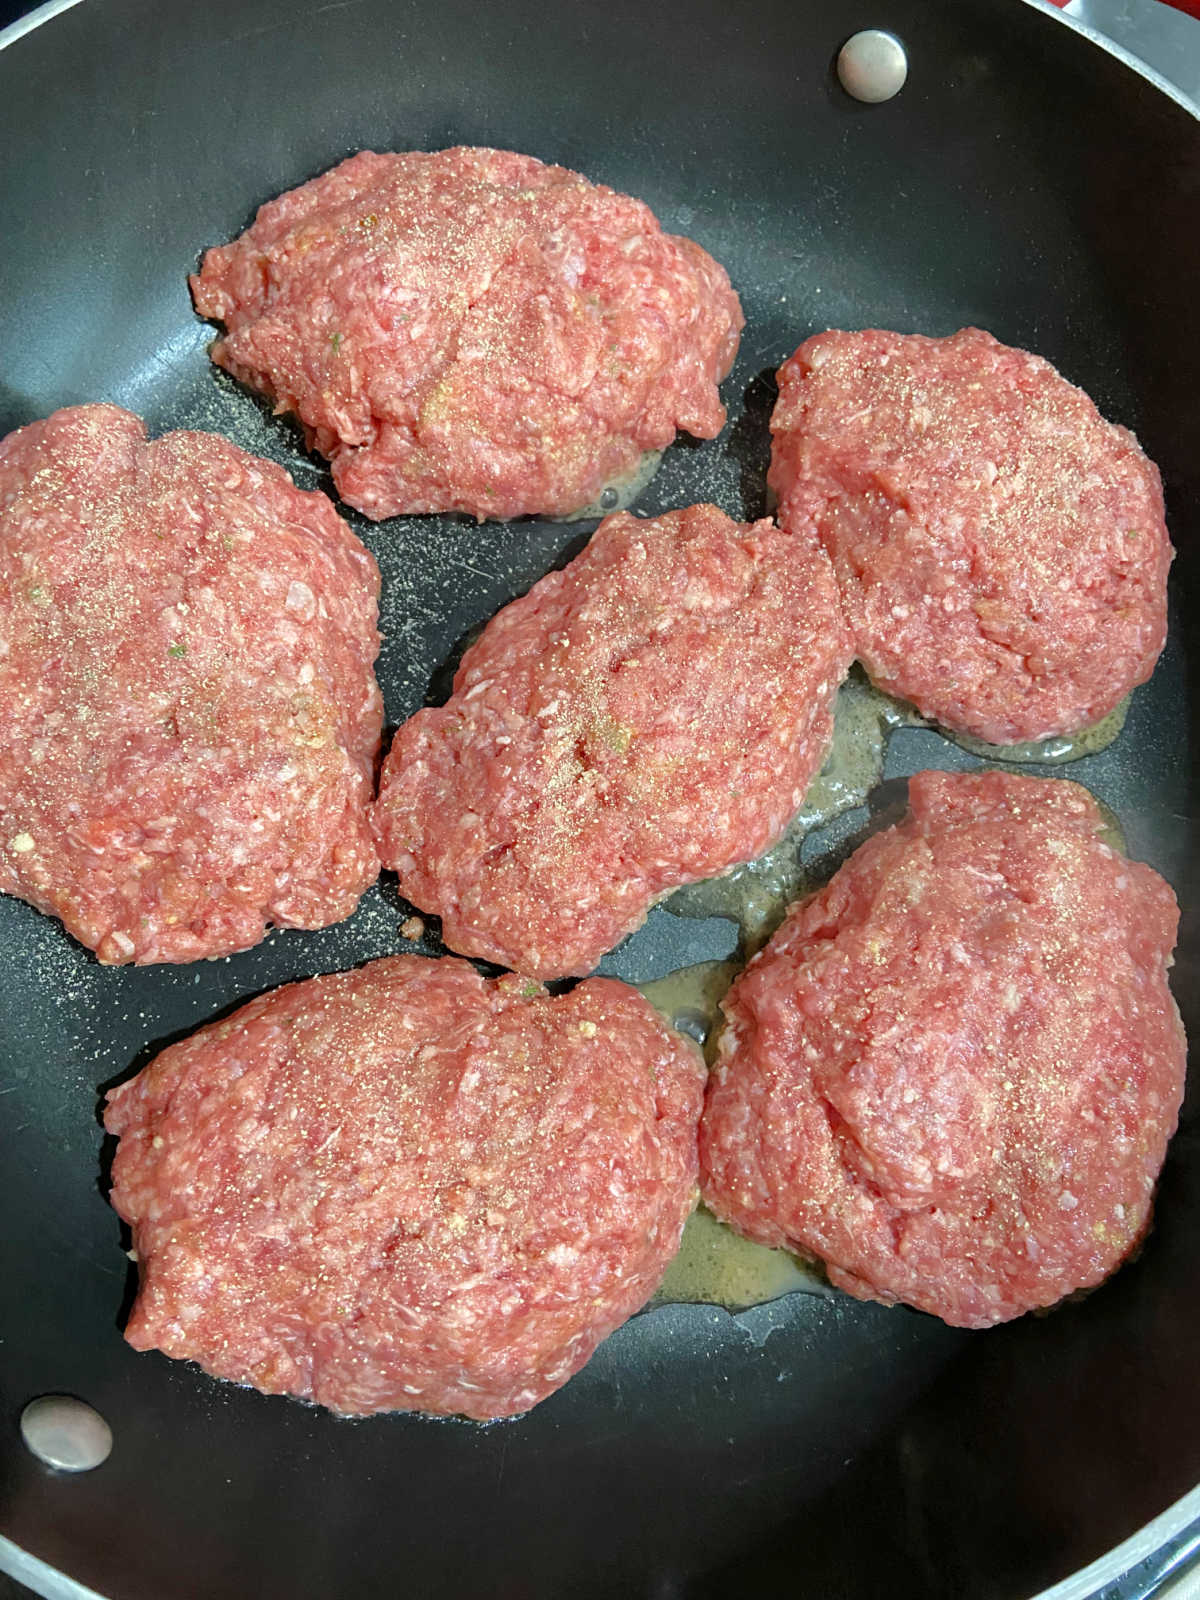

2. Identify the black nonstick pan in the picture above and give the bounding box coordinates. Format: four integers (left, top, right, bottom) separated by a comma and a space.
1, 1, 1198, 1596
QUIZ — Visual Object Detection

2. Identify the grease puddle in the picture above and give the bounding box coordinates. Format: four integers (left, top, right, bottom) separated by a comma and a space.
638, 960, 827, 1310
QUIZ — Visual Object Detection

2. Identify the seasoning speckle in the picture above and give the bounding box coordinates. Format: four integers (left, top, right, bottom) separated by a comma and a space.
190, 146, 743, 522
373, 503, 851, 977
0, 403, 382, 963
702, 769, 1186, 1329
770, 327, 1171, 744
103, 955, 704, 1420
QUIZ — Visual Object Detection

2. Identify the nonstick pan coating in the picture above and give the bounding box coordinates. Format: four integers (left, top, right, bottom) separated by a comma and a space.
1, 1, 1198, 1596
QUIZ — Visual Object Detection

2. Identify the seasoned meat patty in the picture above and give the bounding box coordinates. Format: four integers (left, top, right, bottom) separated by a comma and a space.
768, 328, 1171, 743
700, 770, 1186, 1328
0, 405, 381, 963
191, 146, 743, 522
105, 955, 705, 1420
372, 503, 853, 977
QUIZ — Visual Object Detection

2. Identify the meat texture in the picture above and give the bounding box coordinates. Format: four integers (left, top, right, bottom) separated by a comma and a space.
768, 328, 1171, 743
105, 955, 706, 1419
701, 770, 1186, 1328
0, 405, 382, 963
372, 503, 853, 977
191, 146, 744, 522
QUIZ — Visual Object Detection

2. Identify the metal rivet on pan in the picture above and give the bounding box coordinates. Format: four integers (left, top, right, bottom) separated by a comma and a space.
837, 30, 908, 103
20, 1395, 113, 1472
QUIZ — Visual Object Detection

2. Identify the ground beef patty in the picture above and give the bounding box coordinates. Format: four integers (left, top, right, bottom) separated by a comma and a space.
0, 405, 381, 964
105, 955, 705, 1420
372, 503, 852, 978
701, 770, 1186, 1329
191, 146, 743, 522
768, 328, 1171, 744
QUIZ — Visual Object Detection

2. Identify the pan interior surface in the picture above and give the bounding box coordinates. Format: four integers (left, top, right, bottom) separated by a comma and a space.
0, 0, 1198, 1596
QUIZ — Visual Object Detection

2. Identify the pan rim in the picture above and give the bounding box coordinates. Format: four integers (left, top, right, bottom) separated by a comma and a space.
0, 0, 82, 50
1, 0, 1198, 122
0, 0, 1196, 1597
0, 1537, 106, 1600
1034, 1484, 1200, 1597
1020, 0, 1200, 118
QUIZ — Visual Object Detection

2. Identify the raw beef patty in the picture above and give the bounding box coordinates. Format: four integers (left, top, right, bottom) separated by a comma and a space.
191, 146, 744, 522
0, 404, 382, 963
372, 503, 853, 977
700, 770, 1186, 1328
768, 328, 1171, 743
105, 955, 706, 1420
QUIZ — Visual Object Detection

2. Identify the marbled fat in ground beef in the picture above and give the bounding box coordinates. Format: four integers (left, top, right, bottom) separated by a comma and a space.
0, 404, 382, 963
700, 770, 1186, 1328
768, 328, 1170, 743
372, 503, 852, 978
105, 955, 706, 1420
192, 146, 743, 522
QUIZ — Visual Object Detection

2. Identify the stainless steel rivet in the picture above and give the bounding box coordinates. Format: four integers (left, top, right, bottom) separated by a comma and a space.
20, 1395, 113, 1472
837, 29, 908, 103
